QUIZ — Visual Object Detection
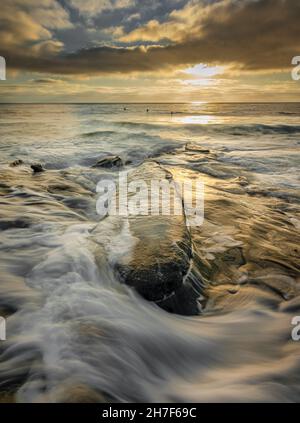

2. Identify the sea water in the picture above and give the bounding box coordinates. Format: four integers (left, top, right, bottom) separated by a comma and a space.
0, 103, 299, 402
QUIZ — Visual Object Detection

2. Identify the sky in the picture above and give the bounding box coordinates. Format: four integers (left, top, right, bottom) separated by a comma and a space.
0, 0, 300, 102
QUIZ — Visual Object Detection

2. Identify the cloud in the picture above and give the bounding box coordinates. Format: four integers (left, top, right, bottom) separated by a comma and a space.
118, 1, 202, 43
2, 0, 300, 77
0, 0, 72, 60
2, 71, 299, 103
68, 0, 136, 16
63, 0, 188, 38
183, 64, 225, 78
118, 0, 300, 70
31, 77, 63, 83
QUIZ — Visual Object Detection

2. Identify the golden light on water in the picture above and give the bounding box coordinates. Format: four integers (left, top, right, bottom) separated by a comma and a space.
174, 114, 217, 125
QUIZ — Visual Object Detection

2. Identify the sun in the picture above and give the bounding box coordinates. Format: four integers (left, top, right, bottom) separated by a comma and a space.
183, 64, 225, 78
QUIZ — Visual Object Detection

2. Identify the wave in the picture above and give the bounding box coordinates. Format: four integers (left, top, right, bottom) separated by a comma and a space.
112, 121, 300, 136
184, 124, 300, 136
82, 130, 117, 138
221, 124, 300, 135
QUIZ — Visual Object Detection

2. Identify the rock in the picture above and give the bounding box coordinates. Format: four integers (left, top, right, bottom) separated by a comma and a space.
234, 176, 249, 186
0, 217, 32, 230
92, 155, 123, 168
93, 161, 204, 315
9, 159, 23, 167
31, 163, 44, 173
185, 143, 210, 154
227, 287, 239, 295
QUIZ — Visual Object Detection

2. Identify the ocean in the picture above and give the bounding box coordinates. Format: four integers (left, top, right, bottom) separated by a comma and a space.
0, 102, 299, 402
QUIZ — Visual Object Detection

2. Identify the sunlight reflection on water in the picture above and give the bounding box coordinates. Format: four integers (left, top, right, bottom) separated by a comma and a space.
173, 114, 217, 125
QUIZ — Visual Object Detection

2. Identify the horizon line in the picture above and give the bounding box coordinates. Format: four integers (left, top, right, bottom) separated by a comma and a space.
0, 101, 300, 105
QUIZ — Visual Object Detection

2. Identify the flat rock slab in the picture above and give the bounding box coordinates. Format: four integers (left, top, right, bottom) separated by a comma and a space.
93, 161, 202, 315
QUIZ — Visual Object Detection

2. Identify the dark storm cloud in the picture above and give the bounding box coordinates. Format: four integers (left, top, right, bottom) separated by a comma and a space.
2, 0, 300, 75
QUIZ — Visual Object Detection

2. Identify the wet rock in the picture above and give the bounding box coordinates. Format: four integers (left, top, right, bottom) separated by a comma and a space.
185, 143, 210, 154
92, 155, 123, 168
0, 217, 32, 230
234, 176, 249, 186
155, 272, 203, 315
222, 247, 246, 266
9, 159, 23, 167
31, 163, 44, 173
227, 287, 239, 295
47, 183, 73, 192
94, 161, 203, 315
